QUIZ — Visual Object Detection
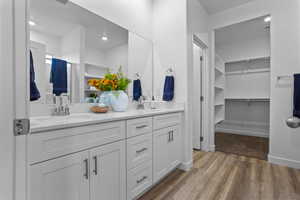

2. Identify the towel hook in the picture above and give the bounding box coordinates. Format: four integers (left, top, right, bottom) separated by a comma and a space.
166, 68, 174, 76
135, 72, 141, 79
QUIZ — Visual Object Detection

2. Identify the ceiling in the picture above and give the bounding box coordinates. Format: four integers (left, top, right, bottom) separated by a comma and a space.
198, 0, 254, 15
215, 16, 270, 47
30, 0, 128, 51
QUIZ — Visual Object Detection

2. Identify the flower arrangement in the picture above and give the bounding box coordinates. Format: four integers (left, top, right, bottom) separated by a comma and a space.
88, 67, 131, 92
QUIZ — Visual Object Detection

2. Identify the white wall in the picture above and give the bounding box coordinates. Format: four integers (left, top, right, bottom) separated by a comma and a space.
85, 48, 106, 66
70, 0, 153, 40
105, 44, 128, 73
210, 0, 300, 168
152, 0, 189, 167
217, 37, 270, 62
30, 30, 61, 57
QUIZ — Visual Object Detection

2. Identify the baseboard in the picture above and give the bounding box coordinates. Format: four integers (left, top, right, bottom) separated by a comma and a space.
209, 145, 215, 152
178, 160, 193, 171
215, 127, 269, 138
268, 154, 300, 169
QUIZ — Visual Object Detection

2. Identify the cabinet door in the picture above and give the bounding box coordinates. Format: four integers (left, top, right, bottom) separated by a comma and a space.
153, 129, 170, 183
29, 151, 90, 200
90, 140, 126, 200
153, 125, 182, 184
168, 125, 182, 169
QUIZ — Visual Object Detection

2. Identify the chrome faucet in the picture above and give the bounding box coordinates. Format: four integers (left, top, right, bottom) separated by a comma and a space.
52, 94, 70, 116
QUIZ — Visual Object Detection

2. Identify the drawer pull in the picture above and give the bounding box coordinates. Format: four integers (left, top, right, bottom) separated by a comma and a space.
136, 125, 148, 129
168, 130, 174, 142
136, 176, 148, 184
84, 159, 89, 180
136, 147, 148, 154
93, 156, 98, 175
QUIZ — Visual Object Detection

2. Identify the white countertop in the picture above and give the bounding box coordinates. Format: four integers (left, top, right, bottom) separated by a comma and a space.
30, 107, 184, 133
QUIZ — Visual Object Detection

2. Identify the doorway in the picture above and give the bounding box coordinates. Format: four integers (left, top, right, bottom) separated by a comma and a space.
192, 36, 207, 150
213, 16, 271, 160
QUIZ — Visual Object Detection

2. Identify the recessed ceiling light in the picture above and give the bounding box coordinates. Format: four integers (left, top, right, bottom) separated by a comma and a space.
28, 20, 36, 26
264, 16, 271, 23
101, 36, 108, 41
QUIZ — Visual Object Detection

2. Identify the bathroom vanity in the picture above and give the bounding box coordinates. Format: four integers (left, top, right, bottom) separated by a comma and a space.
29, 108, 184, 200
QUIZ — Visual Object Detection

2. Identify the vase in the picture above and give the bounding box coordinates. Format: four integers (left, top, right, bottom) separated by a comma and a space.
99, 91, 113, 107
110, 90, 129, 112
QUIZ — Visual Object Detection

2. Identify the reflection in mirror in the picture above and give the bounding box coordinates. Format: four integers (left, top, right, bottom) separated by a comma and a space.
128, 33, 153, 101
29, 0, 128, 104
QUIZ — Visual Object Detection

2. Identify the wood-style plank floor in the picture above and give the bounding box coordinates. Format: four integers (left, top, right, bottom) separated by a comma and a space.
139, 151, 300, 200
215, 132, 269, 160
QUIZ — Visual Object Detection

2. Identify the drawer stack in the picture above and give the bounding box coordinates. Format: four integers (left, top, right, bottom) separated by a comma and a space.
126, 117, 153, 200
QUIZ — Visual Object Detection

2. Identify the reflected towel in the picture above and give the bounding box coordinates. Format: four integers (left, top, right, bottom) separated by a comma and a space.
294, 74, 300, 118
133, 79, 142, 101
163, 76, 174, 101
50, 58, 68, 96
30, 50, 41, 101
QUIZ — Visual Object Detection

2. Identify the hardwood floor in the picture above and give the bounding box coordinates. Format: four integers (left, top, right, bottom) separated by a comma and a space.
215, 132, 269, 160
138, 151, 300, 200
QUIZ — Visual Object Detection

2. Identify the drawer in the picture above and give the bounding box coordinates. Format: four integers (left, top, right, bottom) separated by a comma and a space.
127, 117, 153, 138
153, 113, 181, 130
127, 133, 152, 170
28, 121, 125, 164
127, 161, 153, 200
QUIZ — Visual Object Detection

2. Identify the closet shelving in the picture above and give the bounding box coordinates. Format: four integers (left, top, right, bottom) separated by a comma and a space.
216, 56, 271, 137
214, 54, 225, 124
84, 63, 108, 98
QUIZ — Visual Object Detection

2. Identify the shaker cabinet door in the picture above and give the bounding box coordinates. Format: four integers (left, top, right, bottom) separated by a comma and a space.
29, 151, 90, 200
153, 129, 171, 183
90, 140, 126, 200
153, 125, 182, 184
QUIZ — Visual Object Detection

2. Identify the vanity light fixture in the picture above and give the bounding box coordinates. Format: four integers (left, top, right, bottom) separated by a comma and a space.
264, 16, 271, 23
28, 20, 36, 26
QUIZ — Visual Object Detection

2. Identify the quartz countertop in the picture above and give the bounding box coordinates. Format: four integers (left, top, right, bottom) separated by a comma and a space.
30, 107, 184, 133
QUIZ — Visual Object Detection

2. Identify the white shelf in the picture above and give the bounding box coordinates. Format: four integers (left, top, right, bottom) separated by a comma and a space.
226, 56, 270, 64
215, 85, 224, 90
226, 68, 270, 76
84, 73, 103, 79
215, 67, 223, 76
215, 117, 224, 125
225, 98, 270, 102
85, 89, 100, 92
215, 103, 224, 106
85, 63, 108, 69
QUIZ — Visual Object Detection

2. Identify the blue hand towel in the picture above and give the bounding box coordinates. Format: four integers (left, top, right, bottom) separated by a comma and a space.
163, 76, 174, 101
50, 58, 68, 96
133, 79, 142, 101
293, 74, 300, 118
30, 50, 41, 101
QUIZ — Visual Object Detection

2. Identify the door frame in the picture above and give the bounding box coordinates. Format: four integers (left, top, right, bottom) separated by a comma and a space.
1, 0, 29, 200
192, 34, 209, 151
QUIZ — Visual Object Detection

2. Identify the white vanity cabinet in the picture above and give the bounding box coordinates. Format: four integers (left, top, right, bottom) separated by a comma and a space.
29, 111, 183, 200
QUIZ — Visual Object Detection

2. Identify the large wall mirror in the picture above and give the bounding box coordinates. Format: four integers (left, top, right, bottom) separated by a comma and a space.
29, 0, 153, 107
